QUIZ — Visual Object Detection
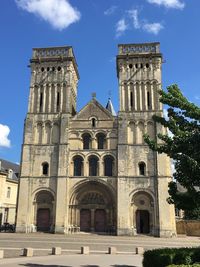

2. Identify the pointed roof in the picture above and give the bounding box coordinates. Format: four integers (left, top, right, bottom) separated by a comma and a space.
106, 98, 116, 116
74, 97, 115, 120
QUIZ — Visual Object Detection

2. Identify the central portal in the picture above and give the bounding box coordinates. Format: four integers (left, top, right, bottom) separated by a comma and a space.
80, 209, 91, 231
95, 209, 106, 232
80, 208, 106, 232
70, 181, 116, 234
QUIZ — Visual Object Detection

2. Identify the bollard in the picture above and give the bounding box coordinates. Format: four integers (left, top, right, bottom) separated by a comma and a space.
81, 246, 90, 255
135, 247, 144, 254
23, 248, 33, 257
52, 247, 62, 255
0, 250, 4, 259
108, 247, 117, 254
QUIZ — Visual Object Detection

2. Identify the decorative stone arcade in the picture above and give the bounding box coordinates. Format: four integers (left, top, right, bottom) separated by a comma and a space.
16, 43, 176, 237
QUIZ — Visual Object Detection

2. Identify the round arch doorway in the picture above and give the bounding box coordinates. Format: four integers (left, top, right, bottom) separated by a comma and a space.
131, 191, 155, 235
70, 181, 116, 234
34, 190, 55, 232
136, 210, 150, 234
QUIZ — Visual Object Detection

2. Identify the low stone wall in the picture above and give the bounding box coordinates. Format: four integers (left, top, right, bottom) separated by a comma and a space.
176, 220, 200, 236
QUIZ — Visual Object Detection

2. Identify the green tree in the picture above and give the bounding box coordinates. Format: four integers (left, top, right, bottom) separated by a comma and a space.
144, 84, 200, 219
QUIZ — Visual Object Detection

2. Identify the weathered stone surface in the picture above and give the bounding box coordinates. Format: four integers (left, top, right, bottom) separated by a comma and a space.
52, 247, 62, 255
81, 246, 90, 255
16, 43, 176, 238
0, 250, 4, 259
23, 248, 33, 257
135, 247, 144, 255
108, 247, 117, 254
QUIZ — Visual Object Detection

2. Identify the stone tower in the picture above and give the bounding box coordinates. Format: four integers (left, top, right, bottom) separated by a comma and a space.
16, 47, 79, 233
16, 43, 176, 237
116, 43, 176, 236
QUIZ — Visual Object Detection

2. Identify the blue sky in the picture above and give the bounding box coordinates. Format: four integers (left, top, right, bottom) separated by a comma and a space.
0, 0, 200, 164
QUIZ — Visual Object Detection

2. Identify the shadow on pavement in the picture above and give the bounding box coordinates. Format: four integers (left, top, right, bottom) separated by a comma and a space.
19, 264, 72, 267
111, 265, 138, 267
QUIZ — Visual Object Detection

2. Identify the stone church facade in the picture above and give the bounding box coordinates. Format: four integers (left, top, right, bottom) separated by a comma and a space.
16, 42, 176, 237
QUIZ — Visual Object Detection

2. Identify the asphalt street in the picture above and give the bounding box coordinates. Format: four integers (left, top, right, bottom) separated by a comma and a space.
0, 233, 199, 266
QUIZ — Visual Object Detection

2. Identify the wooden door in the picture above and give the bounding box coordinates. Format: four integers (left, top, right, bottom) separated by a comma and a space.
136, 210, 150, 234
37, 208, 50, 232
95, 209, 106, 232
80, 209, 91, 232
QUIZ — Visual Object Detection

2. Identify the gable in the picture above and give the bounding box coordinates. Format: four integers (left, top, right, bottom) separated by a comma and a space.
74, 99, 114, 120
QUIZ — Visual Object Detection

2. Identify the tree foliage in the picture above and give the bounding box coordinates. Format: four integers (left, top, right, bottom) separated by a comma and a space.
144, 84, 200, 219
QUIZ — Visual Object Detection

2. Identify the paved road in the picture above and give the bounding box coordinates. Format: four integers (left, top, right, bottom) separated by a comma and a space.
0, 233, 199, 266
0, 254, 143, 267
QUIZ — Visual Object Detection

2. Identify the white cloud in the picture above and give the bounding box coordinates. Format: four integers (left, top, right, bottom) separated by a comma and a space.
128, 8, 163, 35
147, 0, 185, 9
143, 22, 163, 35
116, 19, 128, 37
15, 0, 81, 30
0, 124, 11, 148
104, 6, 117, 16
128, 9, 140, 29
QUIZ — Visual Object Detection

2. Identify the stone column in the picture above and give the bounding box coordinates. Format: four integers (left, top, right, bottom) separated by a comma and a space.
99, 159, 103, 176
84, 160, 88, 177
127, 83, 131, 111
134, 87, 137, 111
43, 84, 46, 113
48, 84, 52, 113
150, 84, 154, 110
60, 83, 63, 112
144, 84, 148, 110
37, 87, 41, 113
122, 85, 125, 111
54, 84, 57, 113
106, 137, 110, 150
92, 138, 96, 149
139, 83, 142, 111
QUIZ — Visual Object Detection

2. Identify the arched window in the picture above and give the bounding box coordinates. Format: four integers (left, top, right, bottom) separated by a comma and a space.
130, 91, 133, 108
82, 133, 91, 149
89, 156, 99, 176
57, 91, 60, 112
104, 156, 114, 176
139, 162, 146, 176
39, 92, 43, 112
73, 156, 83, 176
147, 91, 151, 109
96, 133, 106, 149
91, 118, 96, 127
42, 162, 49, 175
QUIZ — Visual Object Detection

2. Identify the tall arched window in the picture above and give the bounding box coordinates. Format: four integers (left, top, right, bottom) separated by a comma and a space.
96, 133, 106, 149
42, 162, 49, 175
139, 162, 146, 176
39, 92, 43, 112
91, 118, 96, 127
82, 133, 91, 149
104, 156, 114, 176
147, 91, 151, 109
73, 156, 83, 176
89, 156, 99, 176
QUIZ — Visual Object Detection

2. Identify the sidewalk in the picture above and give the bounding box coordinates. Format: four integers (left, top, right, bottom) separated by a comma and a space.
0, 254, 143, 267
